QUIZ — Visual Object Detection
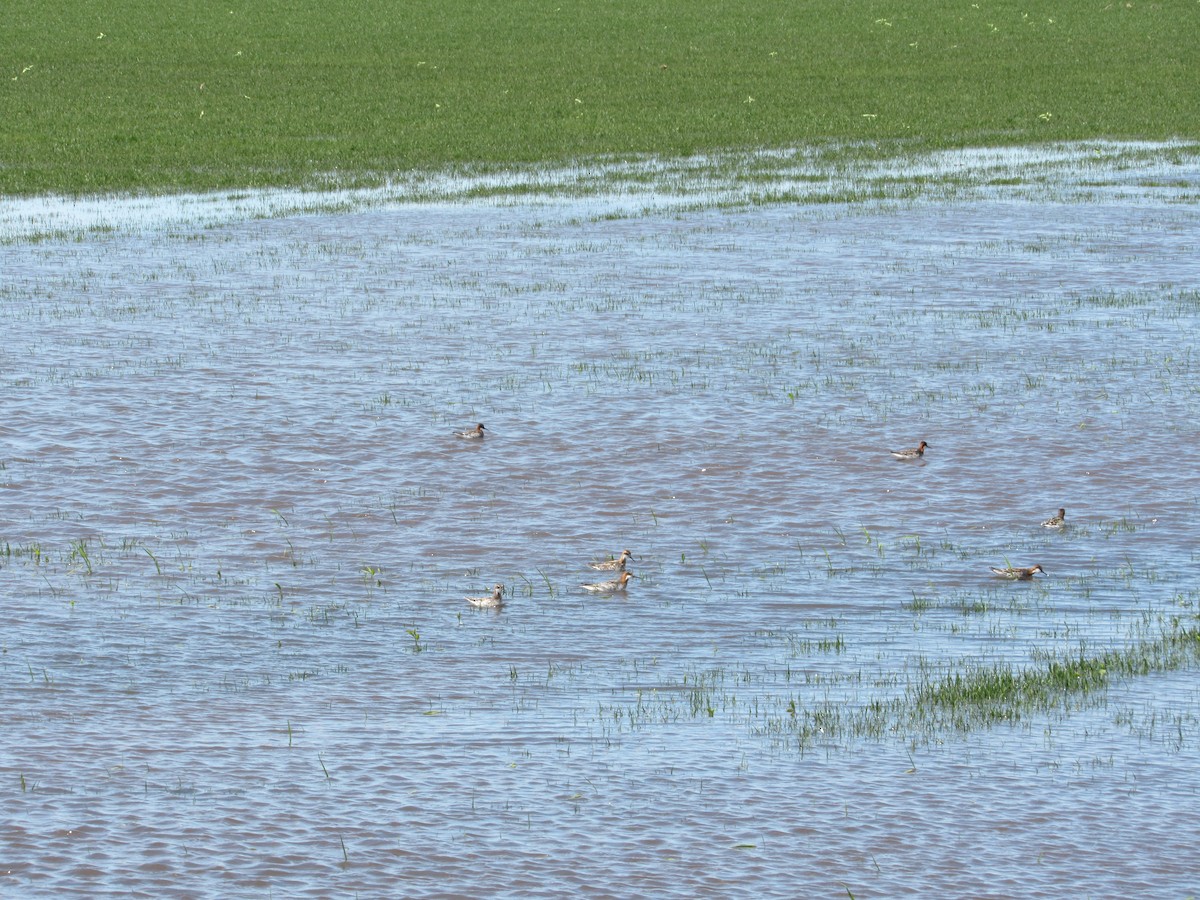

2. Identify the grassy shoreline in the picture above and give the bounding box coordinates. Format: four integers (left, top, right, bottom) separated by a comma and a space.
3, 1, 1198, 196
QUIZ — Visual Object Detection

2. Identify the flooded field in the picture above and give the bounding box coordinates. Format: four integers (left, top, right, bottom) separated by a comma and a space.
2, 142, 1200, 896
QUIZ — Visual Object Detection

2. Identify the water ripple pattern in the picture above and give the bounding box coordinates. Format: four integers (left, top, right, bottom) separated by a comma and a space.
2, 143, 1200, 897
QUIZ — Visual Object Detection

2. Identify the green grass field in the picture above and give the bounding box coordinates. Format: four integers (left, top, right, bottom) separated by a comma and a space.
3, 1, 1197, 195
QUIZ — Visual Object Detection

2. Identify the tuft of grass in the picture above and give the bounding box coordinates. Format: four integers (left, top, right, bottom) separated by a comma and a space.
912, 628, 1200, 729
68, 538, 93, 575
405, 628, 423, 653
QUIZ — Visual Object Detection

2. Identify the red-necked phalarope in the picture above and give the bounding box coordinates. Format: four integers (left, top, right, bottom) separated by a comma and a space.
455, 423, 486, 439
581, 571, 634, 594
890, 441, 929, 460
990, 564, 1046, 580
466, 584, 504, 607
1041, 508, 1066, 528
588, 549, 634, 571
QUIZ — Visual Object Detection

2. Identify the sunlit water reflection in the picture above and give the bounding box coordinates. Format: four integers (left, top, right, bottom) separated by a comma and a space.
2, 143, 1200, 896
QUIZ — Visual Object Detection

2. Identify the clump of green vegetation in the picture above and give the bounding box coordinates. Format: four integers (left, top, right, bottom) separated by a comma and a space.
584, 614, 1200, 750
908, 627, 1200, 730
3, 1, 1198, 195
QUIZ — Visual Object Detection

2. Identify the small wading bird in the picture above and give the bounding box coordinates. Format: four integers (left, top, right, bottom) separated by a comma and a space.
581, 571, 634, 594
466, 584, 504, 608
1042, 508, 1066, 528
990, 564, 1047, 580
890, 440, 929, 460
588, 549, 634, 572
455, 423, 486, 439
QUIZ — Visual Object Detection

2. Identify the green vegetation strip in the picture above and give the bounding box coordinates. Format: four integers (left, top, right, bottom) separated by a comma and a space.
914, 628, 1200, 723
760, 624, 1200, 746
3, 1, 1198, 195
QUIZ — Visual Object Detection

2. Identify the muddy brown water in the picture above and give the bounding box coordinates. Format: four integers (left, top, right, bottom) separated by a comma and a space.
2, 145, 1200, 896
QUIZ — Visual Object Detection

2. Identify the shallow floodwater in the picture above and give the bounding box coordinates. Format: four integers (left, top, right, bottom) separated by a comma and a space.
2, 144, 1200, 897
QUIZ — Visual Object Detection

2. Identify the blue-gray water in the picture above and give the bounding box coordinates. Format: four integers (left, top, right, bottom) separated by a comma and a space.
2, 144, 1200, 896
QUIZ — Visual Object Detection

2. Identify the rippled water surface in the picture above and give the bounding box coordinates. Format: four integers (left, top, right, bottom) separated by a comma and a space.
3, 144, 1200, 896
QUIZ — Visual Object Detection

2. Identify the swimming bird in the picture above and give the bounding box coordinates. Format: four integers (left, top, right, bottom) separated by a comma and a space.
890, 440, 929, 460
466, 584, 504, 608
588, 549, 634, 572
990, 564, 1047, 580
1041, 508, 1066, 528
455, 423, 486, 439
581, 571, 634, 594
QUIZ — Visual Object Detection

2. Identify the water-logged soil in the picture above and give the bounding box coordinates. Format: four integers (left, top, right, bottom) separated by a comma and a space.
2, 143, 1199, 896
